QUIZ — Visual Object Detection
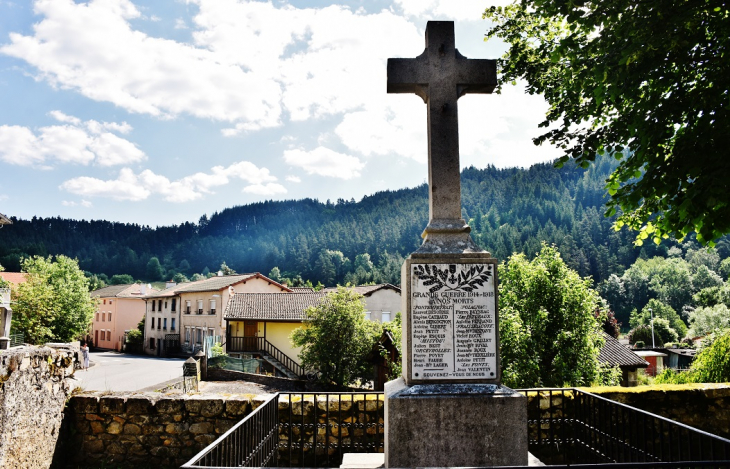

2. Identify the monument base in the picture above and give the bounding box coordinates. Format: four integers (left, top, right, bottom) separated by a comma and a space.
384, 377, 528, 468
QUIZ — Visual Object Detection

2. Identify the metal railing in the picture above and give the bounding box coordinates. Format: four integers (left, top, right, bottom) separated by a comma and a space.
227, 337, 306, 378
182, 393, 279, 468
516, 388, 730, 467
180, 392, 384, 469
9, 332, 23, 347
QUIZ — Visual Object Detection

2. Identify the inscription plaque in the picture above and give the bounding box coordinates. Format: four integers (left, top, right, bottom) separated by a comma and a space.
410, 262, 498, 381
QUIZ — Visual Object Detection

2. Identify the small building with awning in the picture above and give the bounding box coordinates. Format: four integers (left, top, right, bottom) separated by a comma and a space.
598, 332, 650, 386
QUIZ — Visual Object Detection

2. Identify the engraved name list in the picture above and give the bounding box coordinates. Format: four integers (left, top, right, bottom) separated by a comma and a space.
410, 263, 498, 381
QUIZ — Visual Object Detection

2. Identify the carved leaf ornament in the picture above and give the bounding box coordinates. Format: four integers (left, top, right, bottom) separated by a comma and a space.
413, 264, 492, 293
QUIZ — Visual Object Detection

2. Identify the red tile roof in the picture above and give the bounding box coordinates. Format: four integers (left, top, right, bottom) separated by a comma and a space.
0, 272, 27, 285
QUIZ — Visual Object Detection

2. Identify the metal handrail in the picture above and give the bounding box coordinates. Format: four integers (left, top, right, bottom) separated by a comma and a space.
257, 338, 305, 378
180, 388, 730, 469
226, 336, 306, 378
181, 393, 279, 468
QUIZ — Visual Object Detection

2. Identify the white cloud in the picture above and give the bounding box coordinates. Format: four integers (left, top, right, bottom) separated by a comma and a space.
1, 0, 282, 129
59, 159, 282, 202
174, 18, 188, 29
393, 0, 509, 20
284, 147, 364, 179
48, 110, 80, 125
61, 199, 92, 207
286, 175, 301, 183
0, 194, 8, 202
0, 112, 145, 167
60, 168, 150, 201
243, 183, 287, 196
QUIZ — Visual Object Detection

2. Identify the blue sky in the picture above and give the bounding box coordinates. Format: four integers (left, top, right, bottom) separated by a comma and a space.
0, 0, 559, 227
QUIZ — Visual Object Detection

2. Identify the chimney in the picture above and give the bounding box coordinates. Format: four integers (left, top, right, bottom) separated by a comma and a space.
166, 280, 176, 289
140, 284, 147, 295
218, 270, 223, 277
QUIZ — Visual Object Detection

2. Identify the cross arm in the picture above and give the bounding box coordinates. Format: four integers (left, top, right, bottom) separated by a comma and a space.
454, 51, 497, 98
387, 52, 429, 102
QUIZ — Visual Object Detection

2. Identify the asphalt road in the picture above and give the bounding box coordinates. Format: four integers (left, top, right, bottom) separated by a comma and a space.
71, 350, 186, 392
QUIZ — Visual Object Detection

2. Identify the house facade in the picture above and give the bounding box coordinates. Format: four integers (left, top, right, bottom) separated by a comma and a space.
0, 272, 27, 349
144, 273, 290, 356
91, 284, 151, 351
223, 284, 402, 378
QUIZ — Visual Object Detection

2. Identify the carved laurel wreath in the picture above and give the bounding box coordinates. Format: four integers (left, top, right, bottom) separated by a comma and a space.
413, 264, 492, 293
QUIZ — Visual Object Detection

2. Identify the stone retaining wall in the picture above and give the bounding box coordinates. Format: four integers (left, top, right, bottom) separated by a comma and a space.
0, 344, 77, 469
58, 392, 266, 468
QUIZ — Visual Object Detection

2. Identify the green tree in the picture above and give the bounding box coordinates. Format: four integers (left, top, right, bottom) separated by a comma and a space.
629, 299, 687, 339
688, 304, 730, 338
627, 319, 679, 347
219, 262, 236, 275
499, 244, 606, 388
110, 274, 134, 285
12, 255, 96, 344
291, 287, 381, 388
268, 266, 282, 282
692, 329, 730, 382
146, 257, 165, 281
484, 0, 730, 244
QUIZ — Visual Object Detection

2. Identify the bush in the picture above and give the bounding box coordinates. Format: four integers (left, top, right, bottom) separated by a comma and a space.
627, 319, 679, 346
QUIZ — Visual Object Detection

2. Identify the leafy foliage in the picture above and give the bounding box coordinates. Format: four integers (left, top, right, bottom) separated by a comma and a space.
656, 328, 730, 384
499, 244, 605, 387
11, 255, 96, 344
291, 288, 382, 388
380, 312, 403, 381
630, 299, 687, 339
627, 319, 679, 347
687, 304, 730, 338
484, 0, 730, 244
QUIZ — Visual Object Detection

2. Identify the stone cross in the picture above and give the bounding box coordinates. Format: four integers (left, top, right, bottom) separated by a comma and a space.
388, 21, 496, 240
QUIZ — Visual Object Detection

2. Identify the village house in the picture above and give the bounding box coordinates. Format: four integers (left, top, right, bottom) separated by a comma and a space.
223, 284, 401, 378
0, 272, 26, 349
144, 272, 290, 356
598, 332, 649, 386
90, 284, 151, 351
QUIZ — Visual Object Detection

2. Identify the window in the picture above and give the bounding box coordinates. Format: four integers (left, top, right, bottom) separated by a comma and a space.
103, 299, 106, 305
382, 312, 391, 322
185, 327, 190, 345
101, 313, 105, 322
158, 300, 162, 311
150, 338, 155, 349
209, 299, 216, 315
109, 300, 113, 304
171, 298, 176, 312
171, 318, 176, 332
95, 313, 99, 322
364, 311, 371, 320
106, 330, 111, 341
108, 313, 112, 323
197, 299, 203, 314
196, 328, 202, 345
163, 318, 167, 330
186, 300, 191, 314
164, 301, 168, 310
152, 301, 156, 312
151, 317, 155, 329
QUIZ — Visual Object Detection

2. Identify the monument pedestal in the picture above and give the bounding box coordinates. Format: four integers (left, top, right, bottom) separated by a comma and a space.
385, 377, 527, 467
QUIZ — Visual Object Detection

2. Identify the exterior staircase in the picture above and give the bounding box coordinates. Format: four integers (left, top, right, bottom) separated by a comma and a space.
261, 353, 300, 380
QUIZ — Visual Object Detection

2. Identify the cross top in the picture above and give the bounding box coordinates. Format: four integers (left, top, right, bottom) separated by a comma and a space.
388, 21, 496, 252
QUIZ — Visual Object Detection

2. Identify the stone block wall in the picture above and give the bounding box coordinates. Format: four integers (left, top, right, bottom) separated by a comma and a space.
0, 344, 77, 469
59, 392, 266, 467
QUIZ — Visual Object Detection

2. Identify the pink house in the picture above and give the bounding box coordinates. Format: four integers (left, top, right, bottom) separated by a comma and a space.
91, 284, 152, 351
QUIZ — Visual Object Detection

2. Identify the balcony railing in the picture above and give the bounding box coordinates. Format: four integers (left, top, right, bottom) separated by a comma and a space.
181, 388, 730, 469
209, 309, 216, 315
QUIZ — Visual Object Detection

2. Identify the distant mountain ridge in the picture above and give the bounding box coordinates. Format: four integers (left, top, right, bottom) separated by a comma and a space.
0, 155, 704, 286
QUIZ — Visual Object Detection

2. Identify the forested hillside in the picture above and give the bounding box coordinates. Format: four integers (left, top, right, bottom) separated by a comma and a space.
2, 155, 727, 288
